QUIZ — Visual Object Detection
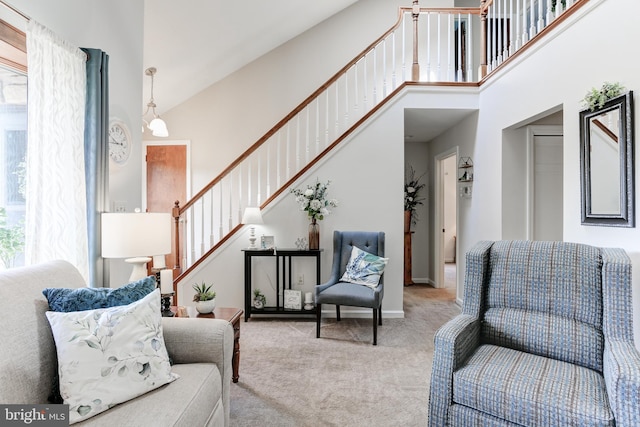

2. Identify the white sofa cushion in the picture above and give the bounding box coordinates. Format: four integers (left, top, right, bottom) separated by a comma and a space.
46, 289, 178, 424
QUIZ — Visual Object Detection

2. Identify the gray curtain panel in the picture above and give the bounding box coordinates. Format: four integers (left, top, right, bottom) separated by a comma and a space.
82, 48, 109, 287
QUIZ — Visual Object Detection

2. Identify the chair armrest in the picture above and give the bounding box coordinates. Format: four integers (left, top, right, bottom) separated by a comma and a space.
428, 314, 480, 427
162, 317, 234, 365
162, 317, 234, 427
604, 340, 640, 426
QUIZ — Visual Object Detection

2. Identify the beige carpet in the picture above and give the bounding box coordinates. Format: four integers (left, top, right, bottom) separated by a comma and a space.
230, 285, 459, 426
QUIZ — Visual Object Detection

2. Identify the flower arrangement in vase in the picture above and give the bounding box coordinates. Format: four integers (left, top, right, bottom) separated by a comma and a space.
193, 282, 216, 314
290, 179, 338, 250
404, 165, 426, 228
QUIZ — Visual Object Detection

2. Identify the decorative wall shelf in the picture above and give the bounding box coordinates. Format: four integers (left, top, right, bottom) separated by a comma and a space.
458, 157, 473, 182
458, 157, 473, 198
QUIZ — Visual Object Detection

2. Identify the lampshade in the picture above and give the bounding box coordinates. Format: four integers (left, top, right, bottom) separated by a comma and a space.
101, 212, 172, 258
149, 117, 169, 137
242, 207, 263, 225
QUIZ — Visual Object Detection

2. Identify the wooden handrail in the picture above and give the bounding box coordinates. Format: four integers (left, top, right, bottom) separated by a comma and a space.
179, 4, 483, 215
175, 80, 478, 282
177, 7, 411, 215
173, 0, 589, 283
592, 119, 618, 144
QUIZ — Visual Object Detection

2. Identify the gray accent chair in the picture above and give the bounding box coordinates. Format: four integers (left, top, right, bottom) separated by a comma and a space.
429, 240, 640, 426
315, 230, 385, 345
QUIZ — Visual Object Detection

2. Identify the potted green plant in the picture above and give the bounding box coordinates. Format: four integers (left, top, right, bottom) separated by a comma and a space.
193, 282, 216, 314
582, 82, 625, 111
253, 289, 266, 309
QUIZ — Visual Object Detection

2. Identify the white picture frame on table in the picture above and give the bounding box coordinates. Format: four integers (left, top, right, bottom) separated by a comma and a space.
261, 235, 275, 249
284, 289, 302, 310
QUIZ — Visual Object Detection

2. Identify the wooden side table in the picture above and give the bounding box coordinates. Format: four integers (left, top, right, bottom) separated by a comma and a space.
173, 306, 243, 383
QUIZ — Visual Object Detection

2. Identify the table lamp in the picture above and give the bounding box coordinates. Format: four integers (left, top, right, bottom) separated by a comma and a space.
101, 212, 172, 281
241, 207, 263, 249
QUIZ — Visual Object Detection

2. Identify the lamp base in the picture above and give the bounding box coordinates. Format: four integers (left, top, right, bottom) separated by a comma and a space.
125, 257, 152, 282
248, 226, 257, 249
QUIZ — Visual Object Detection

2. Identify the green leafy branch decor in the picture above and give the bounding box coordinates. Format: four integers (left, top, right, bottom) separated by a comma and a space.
404, 165, 426, 224
192, 282, 216, 302
582, 82, 625, 111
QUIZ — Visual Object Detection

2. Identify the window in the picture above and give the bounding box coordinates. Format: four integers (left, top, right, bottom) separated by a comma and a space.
0, 18, 27, 269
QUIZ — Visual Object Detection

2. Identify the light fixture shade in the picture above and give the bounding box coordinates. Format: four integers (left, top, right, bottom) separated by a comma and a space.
149, 117, 169, 137
242, 207, 264, 225
101, 212, 172, 258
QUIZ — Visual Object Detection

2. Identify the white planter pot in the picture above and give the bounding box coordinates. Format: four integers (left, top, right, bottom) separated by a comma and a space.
196, 298, 216, 314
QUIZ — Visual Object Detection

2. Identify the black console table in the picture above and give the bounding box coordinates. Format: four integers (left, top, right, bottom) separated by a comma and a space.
242, 248, 322, 321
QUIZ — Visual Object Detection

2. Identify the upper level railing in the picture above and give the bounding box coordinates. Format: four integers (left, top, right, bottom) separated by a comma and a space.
171, 0, 585, 282
481, 0, 581, 76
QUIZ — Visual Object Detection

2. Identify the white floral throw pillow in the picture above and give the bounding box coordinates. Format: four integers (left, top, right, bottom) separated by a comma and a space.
340, 246, 389, 288
46, 289, 178, 424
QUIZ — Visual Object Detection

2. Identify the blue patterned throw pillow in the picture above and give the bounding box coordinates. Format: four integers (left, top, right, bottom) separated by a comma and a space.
340, 246, 388, 288
43, 276, 156, 312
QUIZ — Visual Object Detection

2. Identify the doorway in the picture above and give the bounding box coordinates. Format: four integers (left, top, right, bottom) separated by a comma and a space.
527, 126, 563, 240
434, 148, 458, 294
142, 140, 190, 271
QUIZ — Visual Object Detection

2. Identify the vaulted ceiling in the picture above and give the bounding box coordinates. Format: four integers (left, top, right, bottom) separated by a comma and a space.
142, 0, 477, 144
143, 0, 359, 115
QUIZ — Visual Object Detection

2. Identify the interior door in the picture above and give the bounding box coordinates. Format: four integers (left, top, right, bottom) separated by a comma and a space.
146, 144, 187, 273
533, 135, 563, 240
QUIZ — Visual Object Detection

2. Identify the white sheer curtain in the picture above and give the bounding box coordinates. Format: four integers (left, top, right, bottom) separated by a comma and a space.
25, 21, 89, 280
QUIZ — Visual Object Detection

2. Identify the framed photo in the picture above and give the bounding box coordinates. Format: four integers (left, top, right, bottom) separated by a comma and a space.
284, 289, 302, 310
261, 235, 275, 249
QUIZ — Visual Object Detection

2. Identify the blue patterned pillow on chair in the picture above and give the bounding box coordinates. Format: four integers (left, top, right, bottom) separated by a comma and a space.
43, 276, 156, 312
340, 246, 388, 288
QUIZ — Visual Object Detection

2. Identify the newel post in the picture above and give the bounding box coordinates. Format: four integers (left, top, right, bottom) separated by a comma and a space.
172, 200, 182, 274
411, 0, 420, 81
479, 0, 488, 79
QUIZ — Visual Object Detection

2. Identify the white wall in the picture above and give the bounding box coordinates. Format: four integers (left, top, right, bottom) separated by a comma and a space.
432, 0, 640, 347
160, 0, 457, 194
176, 87, 478, 318
427, 111, 478, 298
176, 90, 407, 317
11, 0, 144, 286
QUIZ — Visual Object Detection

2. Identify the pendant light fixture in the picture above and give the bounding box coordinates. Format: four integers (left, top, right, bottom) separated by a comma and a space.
142, 67, 169, 137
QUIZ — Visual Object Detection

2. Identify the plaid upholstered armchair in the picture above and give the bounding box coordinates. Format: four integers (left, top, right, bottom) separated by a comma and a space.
429, 240, 640, 426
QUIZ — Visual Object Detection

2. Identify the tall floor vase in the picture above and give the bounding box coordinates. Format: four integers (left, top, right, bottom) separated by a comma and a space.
309, 218, 320, 250
404, 210, 414, 286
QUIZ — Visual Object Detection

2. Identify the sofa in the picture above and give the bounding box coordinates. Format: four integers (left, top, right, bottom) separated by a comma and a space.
0, 260, 234, 426
429, 240, 640, 426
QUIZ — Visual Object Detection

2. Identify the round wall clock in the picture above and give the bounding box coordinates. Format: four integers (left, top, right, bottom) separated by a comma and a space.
108, 119, 132, 164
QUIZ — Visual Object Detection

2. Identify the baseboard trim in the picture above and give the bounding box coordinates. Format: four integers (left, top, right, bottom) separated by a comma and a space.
412, 278, 429, 284
320, 308, 404, 319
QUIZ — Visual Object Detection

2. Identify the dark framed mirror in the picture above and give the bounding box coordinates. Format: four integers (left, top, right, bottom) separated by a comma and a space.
580, 91, 634, 227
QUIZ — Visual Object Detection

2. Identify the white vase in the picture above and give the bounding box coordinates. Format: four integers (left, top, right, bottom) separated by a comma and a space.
196, 298, 216, 314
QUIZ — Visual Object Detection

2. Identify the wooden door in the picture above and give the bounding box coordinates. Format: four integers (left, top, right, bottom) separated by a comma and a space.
146, 144, 187, 275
